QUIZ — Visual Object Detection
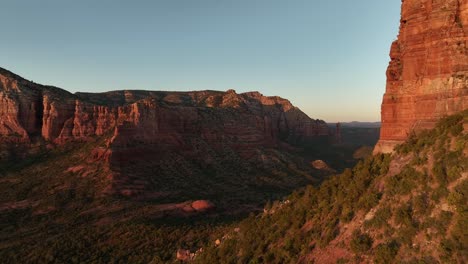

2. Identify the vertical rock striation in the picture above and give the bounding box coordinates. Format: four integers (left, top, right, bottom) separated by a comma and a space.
375, 0, 468, 153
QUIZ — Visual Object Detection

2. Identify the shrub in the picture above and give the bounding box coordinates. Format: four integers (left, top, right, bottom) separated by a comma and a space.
425, 211, 453, 237
336, 258, 349, 264
447, 191, 463, 209
340, 206, 354, 223
357, 191, 381, 211
396, 225, 418, 246
350, 230, 373, 254
374, 241, 400, 264
412, 193, 429, 216
450, 211, 468, 262
431, 185, 449, 202
365, 206, 391, 229
395, 204, 414, 227
440, 238, 456, 259
449, 123, 463, 136
386, 167, 422, 195
411, 153, 428, 166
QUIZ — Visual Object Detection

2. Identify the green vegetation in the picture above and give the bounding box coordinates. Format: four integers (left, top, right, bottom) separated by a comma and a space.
0, 125, 328, 262
196, 110, 467, 263
1, 214, 241, 263
350, 230, 373, 254
0, 110, 466, 263
386, 166, 424, 195
374, 241, 400, 264
364, 205, 391, 229
195, 154, 392, 263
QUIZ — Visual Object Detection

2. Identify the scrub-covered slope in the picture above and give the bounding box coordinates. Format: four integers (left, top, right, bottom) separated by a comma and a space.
196, 110, 467, 263
0, 67, 334, 263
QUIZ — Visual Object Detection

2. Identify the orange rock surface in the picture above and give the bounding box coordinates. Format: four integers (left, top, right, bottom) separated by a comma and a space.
0, 67, 329, 161
190, 200, 215, 212
375, 0, 468, 153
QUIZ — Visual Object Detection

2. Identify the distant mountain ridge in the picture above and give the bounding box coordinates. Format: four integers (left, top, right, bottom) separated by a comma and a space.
329, 122, 381, 128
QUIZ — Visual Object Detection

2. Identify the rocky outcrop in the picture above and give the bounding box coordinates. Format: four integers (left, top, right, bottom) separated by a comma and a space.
375, 0, 468, 153
181, 200, 216, 213
310, 160, 335, 172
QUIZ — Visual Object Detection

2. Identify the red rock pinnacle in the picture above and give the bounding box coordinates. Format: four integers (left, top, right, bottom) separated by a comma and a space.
374, 0, 468, 153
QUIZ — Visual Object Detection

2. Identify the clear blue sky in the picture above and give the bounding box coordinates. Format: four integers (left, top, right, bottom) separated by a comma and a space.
1, 0, 400, 122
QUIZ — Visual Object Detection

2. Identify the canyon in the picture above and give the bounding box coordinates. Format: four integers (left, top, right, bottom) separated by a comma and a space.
0, 67, 340, 261
0, 67, 336, 207
1, 0, 467, 262
374, 0, 468, 153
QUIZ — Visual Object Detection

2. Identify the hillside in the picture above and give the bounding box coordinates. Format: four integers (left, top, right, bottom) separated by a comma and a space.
195, 110, 468, 263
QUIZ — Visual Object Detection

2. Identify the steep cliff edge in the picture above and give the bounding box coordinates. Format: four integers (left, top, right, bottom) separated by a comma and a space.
375, 0, 468, 153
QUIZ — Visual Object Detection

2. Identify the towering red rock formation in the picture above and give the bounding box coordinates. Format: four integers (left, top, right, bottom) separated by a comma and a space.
374, 0, 468, 153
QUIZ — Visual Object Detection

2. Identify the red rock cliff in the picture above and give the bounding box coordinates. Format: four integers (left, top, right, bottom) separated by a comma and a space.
0, 68, 329, 161
375, 0, 468, 153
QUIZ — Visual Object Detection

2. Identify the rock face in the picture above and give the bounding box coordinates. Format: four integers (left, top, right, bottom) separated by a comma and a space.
0, 68, 328, 154
374, 0, 468, 153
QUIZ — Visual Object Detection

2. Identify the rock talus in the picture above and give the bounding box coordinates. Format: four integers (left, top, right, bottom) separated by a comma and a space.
374, 0, 468, 153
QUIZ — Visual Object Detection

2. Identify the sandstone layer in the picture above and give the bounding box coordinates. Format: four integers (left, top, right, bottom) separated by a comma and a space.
374, 0, 468, 153
0, 68, 328, 151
